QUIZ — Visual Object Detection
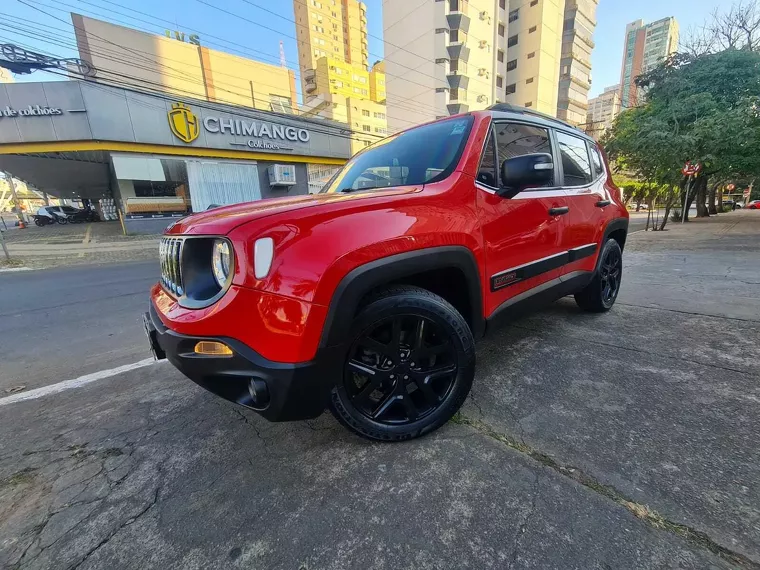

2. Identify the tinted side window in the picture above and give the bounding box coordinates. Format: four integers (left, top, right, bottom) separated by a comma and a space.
477, 129, 497, 187
590, 143, 604, 177
557, 131, 592, 186
494, 123, 553, 188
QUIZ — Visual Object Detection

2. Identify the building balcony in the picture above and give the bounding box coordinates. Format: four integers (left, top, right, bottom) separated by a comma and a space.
447, 103, 469, 115
447, 42, 470, 62
446, 13, 471, 34
446, 72, 469, 90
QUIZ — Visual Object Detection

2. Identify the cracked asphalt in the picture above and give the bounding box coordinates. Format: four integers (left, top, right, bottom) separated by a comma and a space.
1, 211, 759, 569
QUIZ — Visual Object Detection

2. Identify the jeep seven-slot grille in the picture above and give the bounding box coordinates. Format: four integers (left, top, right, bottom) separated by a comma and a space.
160, 237, 184, 296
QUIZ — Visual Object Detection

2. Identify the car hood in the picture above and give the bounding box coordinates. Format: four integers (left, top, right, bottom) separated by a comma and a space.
164, 187, 417, 235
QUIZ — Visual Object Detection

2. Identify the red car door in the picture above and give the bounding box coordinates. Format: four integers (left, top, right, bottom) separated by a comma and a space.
554, 130, 605, 277
475, 121, 569, 318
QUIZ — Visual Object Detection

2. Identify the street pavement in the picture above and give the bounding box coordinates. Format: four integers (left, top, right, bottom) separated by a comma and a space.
0, 261, 157, 393
0, 211, 759, 569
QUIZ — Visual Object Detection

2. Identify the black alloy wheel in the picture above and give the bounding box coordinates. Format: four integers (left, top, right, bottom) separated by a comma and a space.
574, 238, 623, 312
599, 245, 622, 307
345, 314, 458, 425
330, 285, 475, 441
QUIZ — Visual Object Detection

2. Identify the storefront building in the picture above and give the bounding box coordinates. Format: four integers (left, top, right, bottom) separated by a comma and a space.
0, 80, 351, 233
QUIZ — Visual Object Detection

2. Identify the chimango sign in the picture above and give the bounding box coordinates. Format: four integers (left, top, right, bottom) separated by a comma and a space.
167, 102, 310, 151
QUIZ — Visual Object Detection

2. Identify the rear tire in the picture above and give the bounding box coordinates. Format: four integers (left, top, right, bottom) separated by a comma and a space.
330, 285, 475, 442
574, 238, 623, 312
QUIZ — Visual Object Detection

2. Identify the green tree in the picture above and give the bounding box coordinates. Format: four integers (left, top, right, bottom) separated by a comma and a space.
604, 48, 760, 227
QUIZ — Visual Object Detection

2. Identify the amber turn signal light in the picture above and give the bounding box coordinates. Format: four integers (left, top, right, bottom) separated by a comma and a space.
194, 341, 233, 356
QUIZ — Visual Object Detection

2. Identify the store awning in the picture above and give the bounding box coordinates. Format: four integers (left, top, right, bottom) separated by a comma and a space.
0, 150, 111, 200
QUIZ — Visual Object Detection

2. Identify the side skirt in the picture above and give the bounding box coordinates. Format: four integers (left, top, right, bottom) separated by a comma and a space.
485, 271, 594, 334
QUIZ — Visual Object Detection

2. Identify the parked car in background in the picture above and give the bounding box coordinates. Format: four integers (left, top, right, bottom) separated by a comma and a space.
747, 200, 760, 210
34, 206, 68, 225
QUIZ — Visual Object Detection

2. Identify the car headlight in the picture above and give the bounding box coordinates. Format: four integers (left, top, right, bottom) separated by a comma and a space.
211, 239, 232, 287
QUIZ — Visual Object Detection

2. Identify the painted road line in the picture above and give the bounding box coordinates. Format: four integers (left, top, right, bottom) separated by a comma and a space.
0, 358, 162, 406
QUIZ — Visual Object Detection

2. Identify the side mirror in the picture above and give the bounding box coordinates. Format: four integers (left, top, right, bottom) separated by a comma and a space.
497, 153, 554, 198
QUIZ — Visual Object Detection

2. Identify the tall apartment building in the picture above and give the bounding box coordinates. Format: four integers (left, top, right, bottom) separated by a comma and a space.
619, 17, 679, 108
72, 14, 297, 113
556, 0, 598, 125
295, 0, 387, 154
383, 0, 596, 133
294, 0, 369, 100
586, 84, 621, 139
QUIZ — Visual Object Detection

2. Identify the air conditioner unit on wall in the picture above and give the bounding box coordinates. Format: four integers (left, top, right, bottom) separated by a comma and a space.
478, 68, 489, 78
268, 164, 297, 187
479, 40, 489, 48
477, 94, 488, 103
479, 11, 491, 23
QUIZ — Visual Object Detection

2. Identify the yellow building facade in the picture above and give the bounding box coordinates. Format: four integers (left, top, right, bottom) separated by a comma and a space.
294, 0, 369, 101
295, 0, 386, 154
72, 14, 297, 114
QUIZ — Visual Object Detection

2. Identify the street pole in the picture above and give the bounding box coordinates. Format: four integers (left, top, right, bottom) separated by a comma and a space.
681, 176, 692, 224
3, 172, 25, 228
0, 227, 9, 261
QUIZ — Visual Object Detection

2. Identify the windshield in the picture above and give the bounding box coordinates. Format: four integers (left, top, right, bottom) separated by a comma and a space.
321, 116, 474, 194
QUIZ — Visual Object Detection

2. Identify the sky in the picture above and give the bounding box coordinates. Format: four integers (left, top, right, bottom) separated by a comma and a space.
0, 0, 732, 101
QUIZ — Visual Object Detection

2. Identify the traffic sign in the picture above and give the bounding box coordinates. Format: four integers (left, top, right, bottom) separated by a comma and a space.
682, 161, 702, 176
727, 183, 736, 191
744, 188, 751, 197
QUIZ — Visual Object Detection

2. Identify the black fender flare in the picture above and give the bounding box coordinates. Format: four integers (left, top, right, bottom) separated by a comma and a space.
318, 246, 484, 348
601, 217, 629, 250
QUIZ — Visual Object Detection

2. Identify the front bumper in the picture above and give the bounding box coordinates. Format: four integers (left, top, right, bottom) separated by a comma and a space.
145, 302, 339, 422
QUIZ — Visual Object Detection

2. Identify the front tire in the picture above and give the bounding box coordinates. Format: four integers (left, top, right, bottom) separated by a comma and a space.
574, 238, 623, 312
330, 285, 475, 442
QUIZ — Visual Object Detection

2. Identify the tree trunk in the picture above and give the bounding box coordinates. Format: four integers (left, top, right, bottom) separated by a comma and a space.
708, 182, 718, 215
695, 176, 709, 217
660, 185, 675, 230
635, 200, 641, 212
717, 186, 724, 212
680, 176, 691, 222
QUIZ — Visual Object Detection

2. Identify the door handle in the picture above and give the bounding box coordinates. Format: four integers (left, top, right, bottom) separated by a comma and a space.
548, 206, 569, 216
596, 200, 611, 207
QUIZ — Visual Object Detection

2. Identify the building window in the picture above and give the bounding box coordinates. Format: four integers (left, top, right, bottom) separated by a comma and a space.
530, 0, 538, 5
508, 9, 519, 22
362, 109, 370, 117
436, 28, 447, 34
374, 111, 386, 119
506, 83, 516, 94
450, 29, 459, 42
362, 125, 371, 132
527, 51, 536, 59
435, 87, 447, 93
507, 59, 517, 71
526, 77, 534, 83
450, 59, 459, 72
497, 49, 504, 63
496, 75, 503, 88
498, 23, 505, 37
525, 102, 533, 107
499, 0, 506, 8
529, 26, 537, 33
508, 35, 518, 47
375, 127, 387, 134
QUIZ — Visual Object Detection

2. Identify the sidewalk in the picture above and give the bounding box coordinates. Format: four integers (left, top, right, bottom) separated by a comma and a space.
1, 222, 158, 269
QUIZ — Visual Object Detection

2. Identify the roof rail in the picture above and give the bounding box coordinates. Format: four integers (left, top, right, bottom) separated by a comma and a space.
486, 103, 585, 134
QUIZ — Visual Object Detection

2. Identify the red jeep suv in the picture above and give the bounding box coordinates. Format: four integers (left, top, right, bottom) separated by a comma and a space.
144, 104, 628, 441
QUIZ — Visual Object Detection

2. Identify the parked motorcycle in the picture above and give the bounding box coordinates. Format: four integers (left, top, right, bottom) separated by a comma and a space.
66, 207, 100, 223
